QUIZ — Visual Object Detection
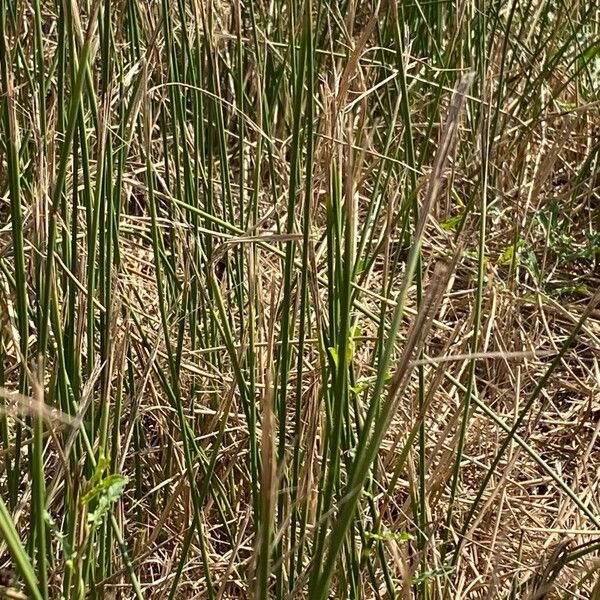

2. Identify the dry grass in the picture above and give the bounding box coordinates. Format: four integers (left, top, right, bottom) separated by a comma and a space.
0, 0, 599, 599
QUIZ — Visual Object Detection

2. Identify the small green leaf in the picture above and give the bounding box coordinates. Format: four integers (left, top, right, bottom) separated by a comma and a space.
44, 511, 75, 561
498, 244, 514, 265
550, 283, 589, 297
89, 454, 111, 488
350, 371, 393, 395
347, 326, 361, 362
441, 214, 462, 231
365, 530, 414, 543
412, 565, 454, 584
81, 454, 129, 528
82, 473, 128, 506
328, 347, 339, 368
85, 475, 129, 526
350, 382, 367, 394
498, 239, 525, 265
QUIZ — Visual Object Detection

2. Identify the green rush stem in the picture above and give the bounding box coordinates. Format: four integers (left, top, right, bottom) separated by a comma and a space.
288, 0, 316, 589
272, 2, 310, 594
0, 0, 29, 507
144, 96, 215, 600
392, 12, 428, 592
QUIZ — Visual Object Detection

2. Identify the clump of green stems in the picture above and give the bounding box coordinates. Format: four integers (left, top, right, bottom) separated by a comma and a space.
0, 0, 599, 599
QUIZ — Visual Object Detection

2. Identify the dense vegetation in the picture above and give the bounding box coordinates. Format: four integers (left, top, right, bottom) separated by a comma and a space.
0, 0, 599, 598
